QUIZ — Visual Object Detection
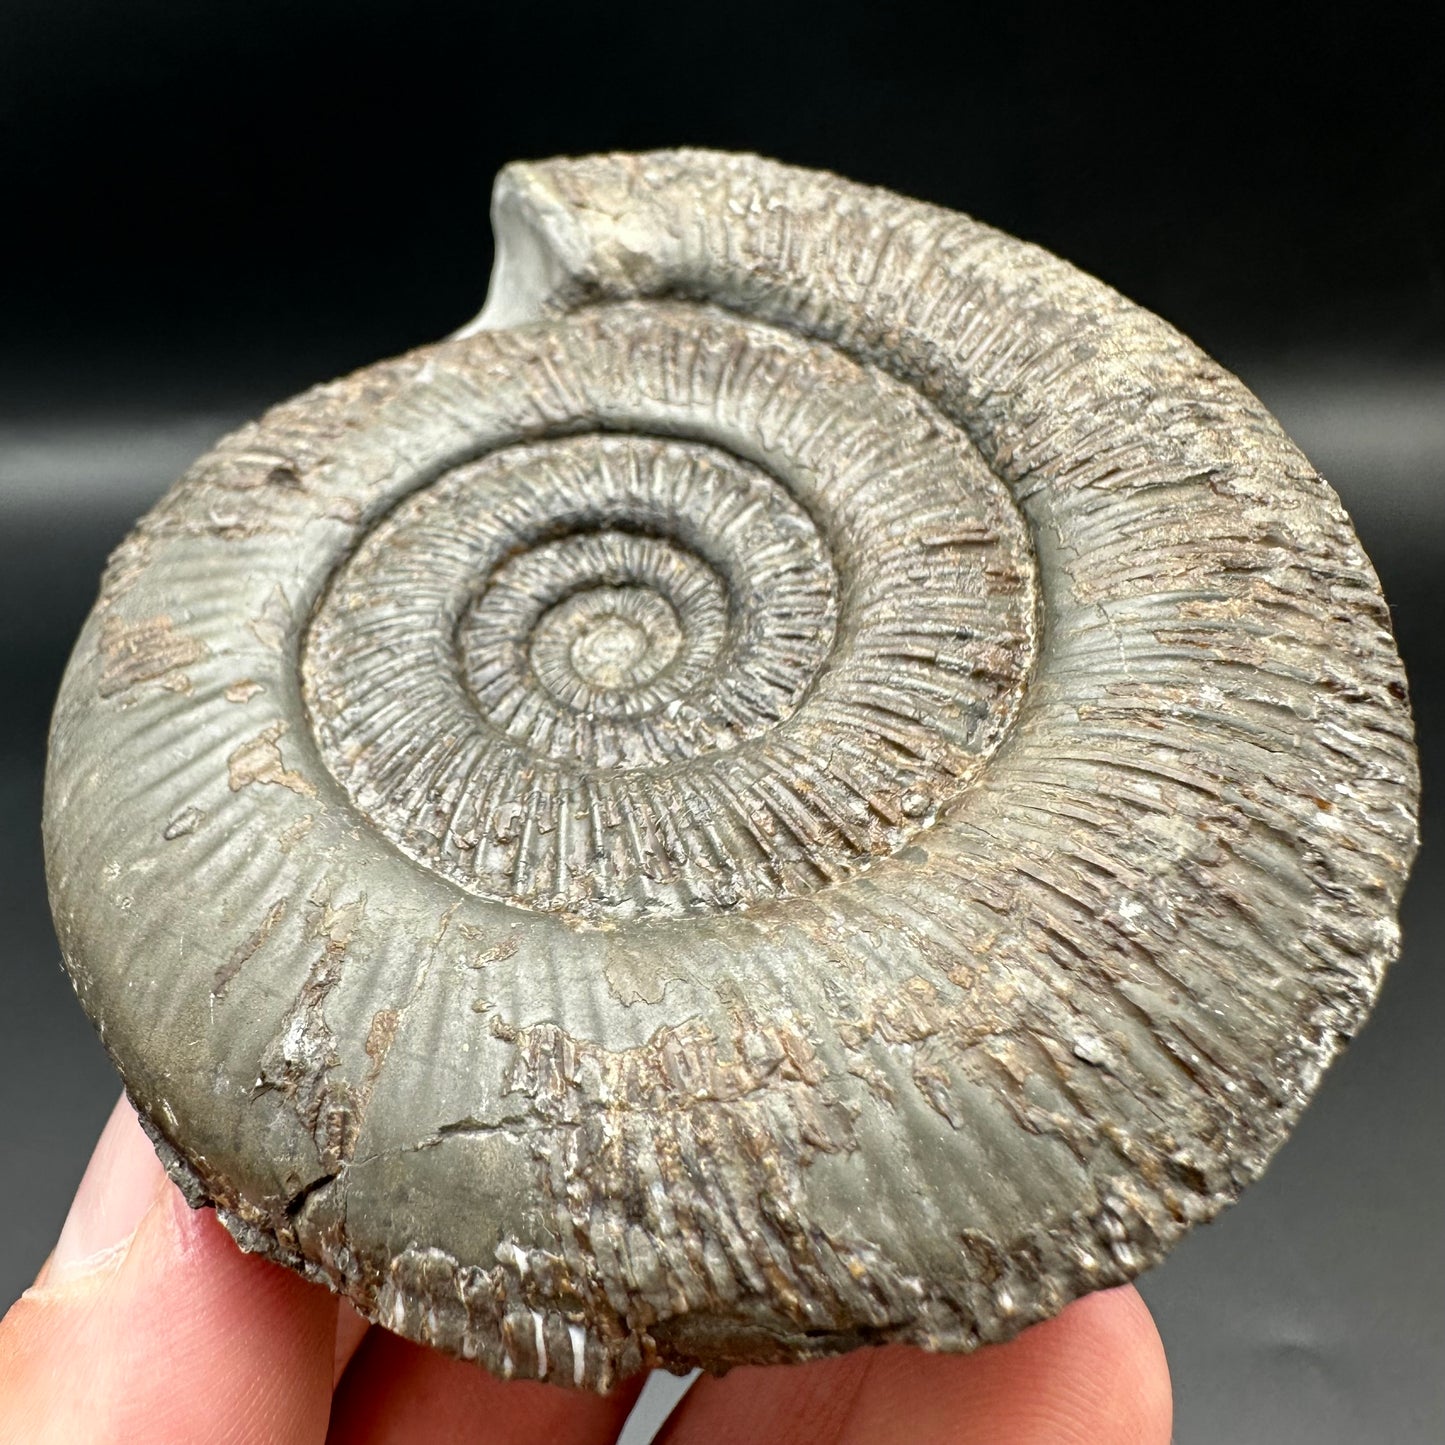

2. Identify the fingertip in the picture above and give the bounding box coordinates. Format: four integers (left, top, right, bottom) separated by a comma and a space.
40, 1094, 164, 1287
1098, 1285, 1173, 1434
1, 1107, 339, 1444
137, 1189, 341, 1436
654, 1285, 1172, 1445
327, 1328, 645, 1445
334, 1301, 372, 1387
1011, 1286, 1173, 1444
888, 1286, 1172, 1444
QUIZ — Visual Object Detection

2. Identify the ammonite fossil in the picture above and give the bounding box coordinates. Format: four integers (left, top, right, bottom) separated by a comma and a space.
44, 150, 1419, 1388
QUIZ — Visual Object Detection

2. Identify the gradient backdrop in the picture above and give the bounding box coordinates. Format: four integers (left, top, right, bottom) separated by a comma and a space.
2, 6, 1441, 1440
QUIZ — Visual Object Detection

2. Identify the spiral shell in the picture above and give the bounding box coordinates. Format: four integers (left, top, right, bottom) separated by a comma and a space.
45, 150, 1419, 1387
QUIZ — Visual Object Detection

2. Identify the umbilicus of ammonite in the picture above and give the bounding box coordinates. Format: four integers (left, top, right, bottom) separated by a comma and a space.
43, 150, 1419, 1389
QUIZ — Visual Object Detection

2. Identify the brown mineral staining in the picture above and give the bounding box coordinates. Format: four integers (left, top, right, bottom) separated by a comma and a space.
365, 1008, 400, 1067
43, 150, 1418, 1390
602, 946, 677, 1007
462, 934, 519, 969
98, 613, 205, 697
256, 893, 367, 1169
95, 533, 152, 610
359, 1009, 401, 1109
494, 1005, 841, 1130
226, 721, 314, 796
275, 814, 316, 853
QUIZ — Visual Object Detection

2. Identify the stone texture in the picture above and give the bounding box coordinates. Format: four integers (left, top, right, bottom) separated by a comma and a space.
44, 150, 1419, 1389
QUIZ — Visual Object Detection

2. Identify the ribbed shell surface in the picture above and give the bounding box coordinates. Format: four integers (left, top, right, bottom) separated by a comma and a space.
44, 150, 1419, 1387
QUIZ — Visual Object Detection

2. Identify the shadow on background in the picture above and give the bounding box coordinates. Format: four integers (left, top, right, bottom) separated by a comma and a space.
2, 5, 1441, 1441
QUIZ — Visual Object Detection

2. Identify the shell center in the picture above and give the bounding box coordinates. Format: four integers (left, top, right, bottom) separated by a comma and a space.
537, 585, 683, 694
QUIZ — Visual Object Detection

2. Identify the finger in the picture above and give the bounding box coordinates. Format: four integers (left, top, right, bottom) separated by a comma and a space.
0, 1095, 339, 1445
326, 1327, 645, 1445
654, 1285, 1171, 1445
334, 1302, 372, 1387
35, 1095, 163, 1288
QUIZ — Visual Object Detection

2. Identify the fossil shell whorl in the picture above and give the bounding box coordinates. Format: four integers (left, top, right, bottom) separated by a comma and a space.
43, 150, 1418, 1389
300, 313, 1037, 917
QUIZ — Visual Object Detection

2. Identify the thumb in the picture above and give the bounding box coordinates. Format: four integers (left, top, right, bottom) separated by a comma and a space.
38, 1093, 165, 1290
0, 1096, 338, 1445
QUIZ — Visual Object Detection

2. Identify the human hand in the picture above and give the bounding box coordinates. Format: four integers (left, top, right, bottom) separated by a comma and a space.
0, 1096, 1171, 1443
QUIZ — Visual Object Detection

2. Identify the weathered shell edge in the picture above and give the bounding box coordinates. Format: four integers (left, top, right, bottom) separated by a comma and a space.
44, 149, 1420, 1389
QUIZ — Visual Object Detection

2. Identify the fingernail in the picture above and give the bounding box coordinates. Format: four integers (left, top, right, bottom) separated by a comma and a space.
45, 1095, 168, 1284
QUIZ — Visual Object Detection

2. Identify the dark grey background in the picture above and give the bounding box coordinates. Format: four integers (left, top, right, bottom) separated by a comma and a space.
2, 5, 1441, 1440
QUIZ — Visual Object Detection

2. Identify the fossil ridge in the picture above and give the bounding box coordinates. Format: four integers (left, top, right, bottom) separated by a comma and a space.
44, 150, 1419, 1388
